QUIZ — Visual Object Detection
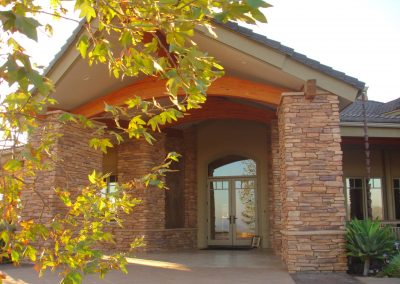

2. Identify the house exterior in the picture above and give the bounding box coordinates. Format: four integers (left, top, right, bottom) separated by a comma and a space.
21, 22, 400, 273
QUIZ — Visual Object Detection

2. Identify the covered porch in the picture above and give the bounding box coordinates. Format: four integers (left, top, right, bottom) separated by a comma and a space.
341, 136, 400, 239
23, 22, 368, 273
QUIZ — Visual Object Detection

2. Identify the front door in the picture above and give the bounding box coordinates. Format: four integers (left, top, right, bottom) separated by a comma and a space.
208, 177, 257, 246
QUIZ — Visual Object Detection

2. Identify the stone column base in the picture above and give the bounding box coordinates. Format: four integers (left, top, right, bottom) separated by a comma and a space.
281, 230, 347, 272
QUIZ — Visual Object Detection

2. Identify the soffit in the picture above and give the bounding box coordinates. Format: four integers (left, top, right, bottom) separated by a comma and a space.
48, 22, 364, 111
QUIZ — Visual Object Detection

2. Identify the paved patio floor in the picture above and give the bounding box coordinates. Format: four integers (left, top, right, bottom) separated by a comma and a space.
1, 249, 295, 284
1, 250, 398, 284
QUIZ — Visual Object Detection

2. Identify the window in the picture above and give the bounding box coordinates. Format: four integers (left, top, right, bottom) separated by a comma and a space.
346, 178, 364, 219
370, 178, 383, 220
208, 155, 256, 177
102, 175, 118, 198
394, 178, 400, 220
345, 177, 383, 220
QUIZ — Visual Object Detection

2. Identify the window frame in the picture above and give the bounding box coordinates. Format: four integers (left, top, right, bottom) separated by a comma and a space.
344, 176, 385, 220
393, 177, 400, 220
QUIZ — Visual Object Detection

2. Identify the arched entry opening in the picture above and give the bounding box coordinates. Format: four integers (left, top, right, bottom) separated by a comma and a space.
207, 156, 257, 247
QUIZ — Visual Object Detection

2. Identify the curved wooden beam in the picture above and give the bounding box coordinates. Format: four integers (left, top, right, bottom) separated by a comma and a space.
72, 76, 287, 117
96, 97, 276, 129
168, 97, 275, 126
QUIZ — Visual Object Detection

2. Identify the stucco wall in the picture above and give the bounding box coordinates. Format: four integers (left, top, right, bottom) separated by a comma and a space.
196, 120, 269, 248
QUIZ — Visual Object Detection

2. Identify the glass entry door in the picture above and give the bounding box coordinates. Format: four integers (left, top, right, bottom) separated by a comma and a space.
208, 177, 257, 246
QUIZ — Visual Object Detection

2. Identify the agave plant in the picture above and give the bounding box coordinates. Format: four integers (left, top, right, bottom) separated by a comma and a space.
346, 219, 396, 276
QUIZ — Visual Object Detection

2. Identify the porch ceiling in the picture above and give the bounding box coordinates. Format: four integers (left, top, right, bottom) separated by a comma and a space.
46, 22, 363, 113
95, 96, 276, 129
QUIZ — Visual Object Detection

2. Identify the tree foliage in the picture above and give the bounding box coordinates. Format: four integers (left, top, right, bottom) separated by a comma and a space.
0, 0, 270, 283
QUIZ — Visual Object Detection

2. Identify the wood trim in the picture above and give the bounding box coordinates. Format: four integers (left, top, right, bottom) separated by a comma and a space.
168, 97, 275, 126
342, 137, 400, 145
72, 76, 287, 117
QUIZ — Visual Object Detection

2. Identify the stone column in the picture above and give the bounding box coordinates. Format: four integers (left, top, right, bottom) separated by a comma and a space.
269, 120, 282, 254
116, 133, 167, 250
278, 92, 347, 272
22, 111, 103, 226
183, 127, 197, 229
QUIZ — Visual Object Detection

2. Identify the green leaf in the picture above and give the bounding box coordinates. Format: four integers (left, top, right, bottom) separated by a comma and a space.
88, 170, 97, 184
25, 246, 37, 262
15, 15, 41, 41
159, 0, 178, 4
0, 11, 16, 31
63, 271, 82, 284
250, 9, 268, 23
246, 0, 266, 8
11, 250, 19, 262
58, 113, 77, 123
1, 231, 9, 244
120, 31, 132, 48
3, 159, 22, 172
75, 0, 96, 22
77, 35, 89, 58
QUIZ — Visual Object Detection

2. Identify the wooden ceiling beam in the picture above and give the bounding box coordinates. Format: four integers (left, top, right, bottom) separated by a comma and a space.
95, 97, 276, 129
71, 76, 287, 117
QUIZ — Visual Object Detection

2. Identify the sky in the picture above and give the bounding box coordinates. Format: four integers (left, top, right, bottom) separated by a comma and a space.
11, 0, 400, 103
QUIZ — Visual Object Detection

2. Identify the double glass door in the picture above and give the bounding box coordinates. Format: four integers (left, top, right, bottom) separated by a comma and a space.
208, 177, 257, 246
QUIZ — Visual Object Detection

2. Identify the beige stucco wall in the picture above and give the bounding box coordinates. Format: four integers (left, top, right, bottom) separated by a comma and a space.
342, 146, 385, 177
196, 120, 269, 248
342, 145, 400, 177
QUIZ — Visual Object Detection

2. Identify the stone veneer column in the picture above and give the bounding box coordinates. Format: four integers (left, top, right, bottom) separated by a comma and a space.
278, 93, 347, 272
115, 130, 197, 251
268, 120, 282, 255
115, 133, 166, 249
22, 111, 103, 226
183, 127, 197, 229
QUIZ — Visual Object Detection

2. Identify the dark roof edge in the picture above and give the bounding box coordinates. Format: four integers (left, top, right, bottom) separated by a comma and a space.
219, 21, 366, 91
43, 19, 366, 91
43, 20, 86, 77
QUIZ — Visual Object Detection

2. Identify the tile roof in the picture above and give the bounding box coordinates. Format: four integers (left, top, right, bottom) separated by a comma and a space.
340, 98, 400, 123
45, 20, 366, 93
221, 22, 366, 91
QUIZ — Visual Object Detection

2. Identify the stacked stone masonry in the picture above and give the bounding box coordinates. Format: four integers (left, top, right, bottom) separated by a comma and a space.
268, 120, 282, 255
21, 112, 103, 247
115, 130, 197, 251
22, 113, 197, 252
277, 93, 347, 272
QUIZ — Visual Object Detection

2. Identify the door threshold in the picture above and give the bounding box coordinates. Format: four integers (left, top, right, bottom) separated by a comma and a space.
204, 245, 253, 250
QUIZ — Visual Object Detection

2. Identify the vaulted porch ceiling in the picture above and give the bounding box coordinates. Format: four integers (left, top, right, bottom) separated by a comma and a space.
46, 22, 364, 114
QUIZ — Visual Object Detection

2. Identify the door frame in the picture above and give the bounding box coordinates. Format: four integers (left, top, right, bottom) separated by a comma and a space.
207, 176, 258, 246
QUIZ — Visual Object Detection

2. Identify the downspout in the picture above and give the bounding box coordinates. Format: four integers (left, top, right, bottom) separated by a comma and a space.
360, 87, 372, 219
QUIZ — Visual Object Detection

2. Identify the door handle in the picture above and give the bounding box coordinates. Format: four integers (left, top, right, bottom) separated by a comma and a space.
232, 216, 237, 224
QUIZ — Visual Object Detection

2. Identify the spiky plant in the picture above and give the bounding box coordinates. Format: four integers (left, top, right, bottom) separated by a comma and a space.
346, 219, 396, 276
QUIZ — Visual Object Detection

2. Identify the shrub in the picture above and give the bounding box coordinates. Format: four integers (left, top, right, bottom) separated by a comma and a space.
346, 219, 396, 276
378, 253, 400, 277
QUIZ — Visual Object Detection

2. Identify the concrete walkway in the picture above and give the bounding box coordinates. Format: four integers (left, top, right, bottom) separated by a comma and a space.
356, 277, 400, 284
1, 250, 398, 284
1, 249, 295, 284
